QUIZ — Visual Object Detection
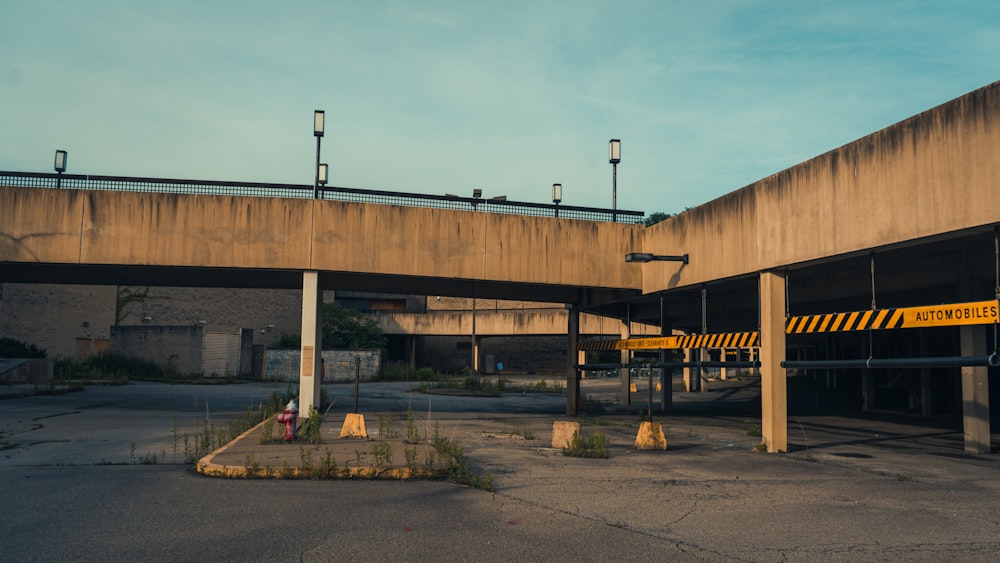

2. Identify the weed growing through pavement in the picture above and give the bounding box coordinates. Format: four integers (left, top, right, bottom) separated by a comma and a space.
405, 407, 420, 444
404, 447, 417, 473
563, 430, 610, 459
301, 407, 322, 445
372, 440, 393, 470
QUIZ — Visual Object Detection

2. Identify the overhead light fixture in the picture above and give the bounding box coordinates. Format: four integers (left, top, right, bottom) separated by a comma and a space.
625, 252, 688, 264
472, 188, 482, 198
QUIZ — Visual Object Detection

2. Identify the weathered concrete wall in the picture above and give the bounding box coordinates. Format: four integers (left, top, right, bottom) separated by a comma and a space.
0, 188, 643, 291
263, 349, 380, 382
109, 325, 203, 376
378, 309, 658, 336
642, 81, 1000, 294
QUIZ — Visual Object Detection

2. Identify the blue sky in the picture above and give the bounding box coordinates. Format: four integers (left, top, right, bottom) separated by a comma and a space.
2, 1, 999, 213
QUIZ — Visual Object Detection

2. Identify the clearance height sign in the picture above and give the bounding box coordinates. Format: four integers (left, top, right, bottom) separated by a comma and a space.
785, 300, 1000, 334
581, 300, 1000, 351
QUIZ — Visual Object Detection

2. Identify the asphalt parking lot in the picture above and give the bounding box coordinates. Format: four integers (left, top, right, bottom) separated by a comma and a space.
2, 378, 999, 561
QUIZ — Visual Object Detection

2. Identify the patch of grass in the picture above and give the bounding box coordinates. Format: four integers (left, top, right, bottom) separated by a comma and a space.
417, 377, 501, 397
745, 422, 762, 437
563, 430, 610, 459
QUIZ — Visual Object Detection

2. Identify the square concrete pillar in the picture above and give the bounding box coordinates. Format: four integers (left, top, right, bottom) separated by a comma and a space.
298, 272, 323, 418
683, 348, 693, 392
960, 325, 991, 454
759, 271, 788, 453
719, 348, 728, 380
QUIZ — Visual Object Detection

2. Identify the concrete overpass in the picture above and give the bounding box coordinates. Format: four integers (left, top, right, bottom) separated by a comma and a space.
3, 80, 1000, 454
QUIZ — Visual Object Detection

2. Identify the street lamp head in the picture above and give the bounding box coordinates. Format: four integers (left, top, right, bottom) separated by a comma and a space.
552, 183, 562, 204
625, 252, 653, 263
318, 163, 328, 185
54, 150, 68, 173
609, 139, 621, 164
472, 188, 482, 199
625, 252, 689, 264
313, 110, 325, 137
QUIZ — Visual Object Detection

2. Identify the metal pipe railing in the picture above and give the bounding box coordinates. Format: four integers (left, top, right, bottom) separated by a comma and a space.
576, 361, 760, 371
1, 171, 645, 223
782, 354, 1000, 369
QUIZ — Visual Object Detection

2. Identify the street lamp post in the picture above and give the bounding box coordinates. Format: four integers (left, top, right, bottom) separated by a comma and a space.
609, 139, 621, 222
54, 150, 67, 188
552, 183, 562, 217
313, 110, 325, 199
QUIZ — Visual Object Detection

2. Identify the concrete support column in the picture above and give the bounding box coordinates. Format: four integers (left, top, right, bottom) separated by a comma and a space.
719, 348, 728, 381
683, 348, 694, 392
567, 305, 580, 416
408, 336, 417, 369
298, 271, 323, 417
760, 270, 788, 453
960, 324, 991, 454
473, 335, 482, 375
620, 320, 631, 405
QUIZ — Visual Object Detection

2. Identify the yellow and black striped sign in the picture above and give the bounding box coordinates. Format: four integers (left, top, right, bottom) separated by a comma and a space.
579, 332, 759, 351
580, 300, 999, 350
786, 300, 999, 334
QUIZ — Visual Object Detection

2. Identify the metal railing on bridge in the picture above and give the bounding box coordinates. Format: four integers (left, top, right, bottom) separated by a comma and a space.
1, 171, 644, 224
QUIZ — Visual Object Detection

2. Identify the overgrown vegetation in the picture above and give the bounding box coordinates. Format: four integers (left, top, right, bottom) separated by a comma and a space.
239, 407, 495, 490
177, 388, 295, 463
431, 422, 495, 491
378, 363, 446, 382
417, 376, 502, 396
563, 430, 610, 458
54, 354, 169, 382
0, 337, 46, 358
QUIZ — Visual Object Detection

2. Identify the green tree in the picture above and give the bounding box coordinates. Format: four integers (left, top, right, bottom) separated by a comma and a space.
644, 208, 693, 227
322, 303, 387, 350
643, 211, 673, 227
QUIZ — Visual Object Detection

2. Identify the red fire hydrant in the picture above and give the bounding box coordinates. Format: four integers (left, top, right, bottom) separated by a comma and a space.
276, 399, 298, 442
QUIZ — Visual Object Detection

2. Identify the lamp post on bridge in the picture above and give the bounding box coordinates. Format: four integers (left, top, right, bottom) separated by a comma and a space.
552, 183, 562, 217
313, 110, 325, 199
609, 139, 621, 223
